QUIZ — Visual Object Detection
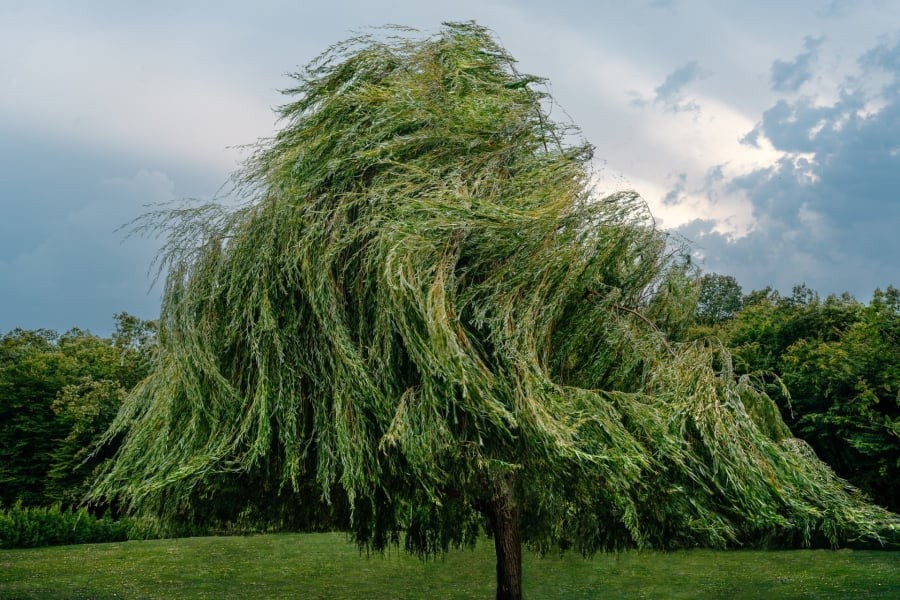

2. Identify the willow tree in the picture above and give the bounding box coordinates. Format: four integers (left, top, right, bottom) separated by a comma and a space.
92, 23, 895, 599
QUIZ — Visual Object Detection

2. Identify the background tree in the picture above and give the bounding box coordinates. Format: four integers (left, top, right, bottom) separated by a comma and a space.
46, 314, 157, 508
0, 314, 155, 509
45, 379, 128, 508
725, 286, 899, 511
0, 329, 71, 506
695, 273, 743, 325
91, 24, 896, 599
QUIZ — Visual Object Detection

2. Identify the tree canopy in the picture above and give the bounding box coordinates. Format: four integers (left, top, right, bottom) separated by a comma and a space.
695, 273, 743, 325
723, 286, 900, 512
0, 314, 154, 509
90, 23, 896, 598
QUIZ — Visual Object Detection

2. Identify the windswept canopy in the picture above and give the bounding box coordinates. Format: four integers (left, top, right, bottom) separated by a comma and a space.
93, 23, 894, 555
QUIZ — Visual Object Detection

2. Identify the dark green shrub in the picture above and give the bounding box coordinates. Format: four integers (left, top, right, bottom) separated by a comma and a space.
0, 502, 130, 549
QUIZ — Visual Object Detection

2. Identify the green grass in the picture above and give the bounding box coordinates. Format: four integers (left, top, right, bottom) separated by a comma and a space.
1, 533, 898, 599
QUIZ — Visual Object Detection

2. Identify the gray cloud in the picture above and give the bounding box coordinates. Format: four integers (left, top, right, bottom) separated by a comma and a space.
770, 36, 823, 92
704, 164, 726, 187
663, 173, 688, 205
0, 167, 170, 334
2, 2, 900, 331
816, 0, 848, 17
655, 61, 704, 101
654, 61, 709, 112
860, 34, 900, 78
0, 123, 211, 333
629, 61, 710, 113
681, 36, 900, 298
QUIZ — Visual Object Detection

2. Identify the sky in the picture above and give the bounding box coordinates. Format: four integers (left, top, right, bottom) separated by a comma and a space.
2, 1, 899, 334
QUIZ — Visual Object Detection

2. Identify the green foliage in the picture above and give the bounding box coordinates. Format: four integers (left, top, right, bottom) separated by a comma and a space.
695, 273, 743, 325
0, 314, 156, 508
0, 328, 103, 506
0, 502, 130, 549
93, 22, 895, 562
109, 311, 158, 389
45, 379, 127, 507
725, 286, 900, 511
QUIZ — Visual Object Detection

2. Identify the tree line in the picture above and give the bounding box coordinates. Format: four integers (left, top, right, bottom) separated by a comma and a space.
689, 275, 899, 512
1, 278, 896, 515
0, 313, 155, 511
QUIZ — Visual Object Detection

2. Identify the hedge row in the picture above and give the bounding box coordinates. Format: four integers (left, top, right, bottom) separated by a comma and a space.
0, 503, 131, 549
0, 503, 287, 550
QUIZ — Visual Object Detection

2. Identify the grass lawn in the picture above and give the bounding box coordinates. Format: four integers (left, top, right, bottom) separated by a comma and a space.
1, 532, 898, 599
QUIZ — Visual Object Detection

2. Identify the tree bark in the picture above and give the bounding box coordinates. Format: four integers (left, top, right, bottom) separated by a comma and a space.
487, 480, 522, 600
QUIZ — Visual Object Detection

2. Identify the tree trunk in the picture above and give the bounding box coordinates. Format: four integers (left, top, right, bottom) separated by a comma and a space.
488, 481, 522, 600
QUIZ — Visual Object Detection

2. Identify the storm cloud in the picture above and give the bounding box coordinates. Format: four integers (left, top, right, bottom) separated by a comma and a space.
770, 36, 823, 92
2, 1, 899, 331
680, 34, 900, 299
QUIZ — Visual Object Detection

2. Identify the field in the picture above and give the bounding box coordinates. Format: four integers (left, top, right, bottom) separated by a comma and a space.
1, 533, 898, 599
